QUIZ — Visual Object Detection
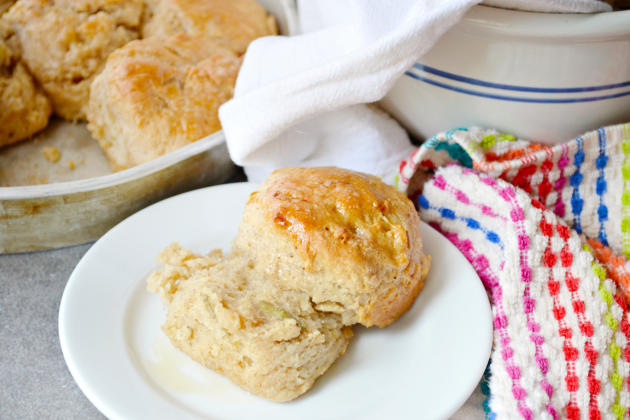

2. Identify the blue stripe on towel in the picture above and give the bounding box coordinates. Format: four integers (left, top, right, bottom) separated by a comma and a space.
597, 128, 609, 245
570, 137, 585, 233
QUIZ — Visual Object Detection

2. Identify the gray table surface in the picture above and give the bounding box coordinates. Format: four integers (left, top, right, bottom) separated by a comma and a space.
0, 179, 486, 420
1, 242, 105, 420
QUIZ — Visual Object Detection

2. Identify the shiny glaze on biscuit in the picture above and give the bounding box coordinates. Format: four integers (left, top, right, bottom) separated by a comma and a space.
250, 167, 415, 272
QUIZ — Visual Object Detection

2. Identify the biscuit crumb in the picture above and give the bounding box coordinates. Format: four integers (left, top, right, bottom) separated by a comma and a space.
68, 159, 76, 169
41, 146, 61, 163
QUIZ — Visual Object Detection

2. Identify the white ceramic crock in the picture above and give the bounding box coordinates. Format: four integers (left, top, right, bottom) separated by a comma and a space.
380, 5, 630, 143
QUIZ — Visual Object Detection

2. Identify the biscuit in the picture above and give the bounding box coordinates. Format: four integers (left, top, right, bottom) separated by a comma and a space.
5, 0, 144, 120
147, 168, 429, 401
148, 243, 352, 402
234, 167, 431, 328
0, 19, 51, 147
87, 33, 241, 171
142, 0, 277, 54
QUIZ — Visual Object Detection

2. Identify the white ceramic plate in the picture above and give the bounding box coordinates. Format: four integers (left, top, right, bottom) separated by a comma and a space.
59, 182, 493, 420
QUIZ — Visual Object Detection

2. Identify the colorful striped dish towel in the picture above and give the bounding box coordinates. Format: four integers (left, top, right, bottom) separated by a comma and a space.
396, 124, 630, 419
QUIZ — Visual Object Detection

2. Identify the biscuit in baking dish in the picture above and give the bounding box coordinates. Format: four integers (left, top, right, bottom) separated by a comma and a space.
142, 0, 277, 54
147, 243, 352, 402
0, 19, 51, 147
234, 167, 431, 328
4, 0, 144, 120
87, 33, 241, 171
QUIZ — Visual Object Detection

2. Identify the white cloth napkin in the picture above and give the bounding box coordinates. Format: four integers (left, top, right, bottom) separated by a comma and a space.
218, 0, 612, 182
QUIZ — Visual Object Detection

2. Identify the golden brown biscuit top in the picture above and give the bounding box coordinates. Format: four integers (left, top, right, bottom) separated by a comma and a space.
7, 0, 143, 26
143, 0, 277, 54
107, 33, 237, 70
100, 33, 240, 132
249, 167, 419, 272
5, 0, 143, 81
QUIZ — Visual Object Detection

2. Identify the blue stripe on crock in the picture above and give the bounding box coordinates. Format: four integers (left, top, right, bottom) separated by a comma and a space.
404, 71, 630, 104
414, 64, 630, 93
